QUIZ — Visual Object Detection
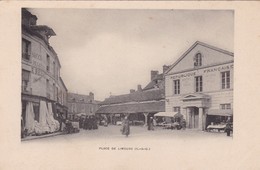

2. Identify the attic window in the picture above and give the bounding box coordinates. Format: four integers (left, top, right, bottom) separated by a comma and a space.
194, 53, 202, 67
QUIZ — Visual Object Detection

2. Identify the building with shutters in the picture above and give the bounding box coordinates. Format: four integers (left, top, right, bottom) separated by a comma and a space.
164, 41, 233, 130
21, 9, 68, 128
67, 92, 100, 120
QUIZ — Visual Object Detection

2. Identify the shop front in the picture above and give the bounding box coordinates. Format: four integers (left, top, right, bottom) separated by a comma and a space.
206, 109, 233, 126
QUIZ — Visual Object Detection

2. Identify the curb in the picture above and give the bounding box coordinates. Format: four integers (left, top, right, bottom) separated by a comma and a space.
21, 132, 64, 142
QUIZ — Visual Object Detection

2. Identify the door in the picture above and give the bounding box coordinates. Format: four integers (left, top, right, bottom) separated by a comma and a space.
190, 107, 199, 129
194, 107, 199, 128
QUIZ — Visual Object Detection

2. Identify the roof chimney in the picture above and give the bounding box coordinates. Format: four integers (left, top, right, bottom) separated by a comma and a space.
151, 70, 159, 81
137, 85, 142, 92
89, 92, 94, 99
130, 89, 135, 93
163, 65, 170, 73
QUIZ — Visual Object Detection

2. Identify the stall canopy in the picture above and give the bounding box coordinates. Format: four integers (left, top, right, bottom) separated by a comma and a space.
154, 112, 179, 117
207, 109, 233, 116
76, 112, 94, 116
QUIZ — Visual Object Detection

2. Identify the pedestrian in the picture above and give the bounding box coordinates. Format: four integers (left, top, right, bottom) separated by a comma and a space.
93, 116, 98, 130
104, 116, 108, 127
121, 116, 130, 137
89, 116, 93, 130
57, 113, 63, 132
153, 118, 157, 127
79, 116, 83, 129
147, 119, 150, 131
181, 119, 186, 130
84, 116, 89, 130
225, 121, 232, 137
150, 117, 154, 130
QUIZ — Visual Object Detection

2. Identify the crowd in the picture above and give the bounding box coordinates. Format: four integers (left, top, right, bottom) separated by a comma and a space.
79, 115, 98, 130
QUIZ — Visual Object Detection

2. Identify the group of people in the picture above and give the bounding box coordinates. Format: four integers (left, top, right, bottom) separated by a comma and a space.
79, 115, 98, 130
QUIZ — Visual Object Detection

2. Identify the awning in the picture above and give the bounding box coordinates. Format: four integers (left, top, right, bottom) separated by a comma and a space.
76, 112, 94, 116
207, 109, 233, 116
174, 112, 184, 118
154, 112, 179, 117
96, 101, 165, 114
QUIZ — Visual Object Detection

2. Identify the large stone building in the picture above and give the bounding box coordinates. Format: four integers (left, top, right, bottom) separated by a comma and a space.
165, 41, 233, 130
67, 92, 100, 120
21, 9, 68, 131
96, 66, 169, 125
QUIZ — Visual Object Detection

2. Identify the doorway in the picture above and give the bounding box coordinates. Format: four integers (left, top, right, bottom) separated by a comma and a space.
189, 107, 199, 129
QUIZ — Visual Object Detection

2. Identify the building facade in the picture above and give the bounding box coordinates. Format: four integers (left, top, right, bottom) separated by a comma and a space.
96, 66, 169, 125
67, 92, 99, 120
21, 9, 68, 133
165, 41, 233, 130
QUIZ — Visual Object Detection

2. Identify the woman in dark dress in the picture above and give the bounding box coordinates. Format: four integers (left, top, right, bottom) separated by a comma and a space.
121, 116, 130, 137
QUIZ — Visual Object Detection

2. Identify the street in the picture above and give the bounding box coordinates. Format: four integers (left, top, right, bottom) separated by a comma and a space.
22, 125, 232, 143
20, 125, 234, 170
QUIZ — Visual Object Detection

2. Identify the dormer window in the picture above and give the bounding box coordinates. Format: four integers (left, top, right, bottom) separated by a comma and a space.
194, 53, 202, 67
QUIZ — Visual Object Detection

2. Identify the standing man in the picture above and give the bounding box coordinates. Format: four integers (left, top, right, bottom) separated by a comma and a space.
225, 121, 232, 137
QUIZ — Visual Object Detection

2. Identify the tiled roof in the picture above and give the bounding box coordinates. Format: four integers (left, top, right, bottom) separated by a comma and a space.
67, 93, 93, 103
96, 101, 165, 114
143, 74, 164, 91
100, 89, 165, 105
30, 25, 56, 36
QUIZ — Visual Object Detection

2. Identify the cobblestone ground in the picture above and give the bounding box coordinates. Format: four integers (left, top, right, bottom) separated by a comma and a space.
23, 125, 233, 143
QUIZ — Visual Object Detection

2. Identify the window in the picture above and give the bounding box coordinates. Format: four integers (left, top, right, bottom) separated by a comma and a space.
22, 39, 31, 61
56, 87, 58, 101
53, 83, 56, 100
46, 55, 50, 71
220, 104, 231, 110
221, 71, 230, 89
53, 62, 56, 78
173, 107, 180, 113
46, 79, 50, 99
195, 76, 203, 92
173, 79, 180, 94
22, 70, 30, 92
194, 53, 202, 67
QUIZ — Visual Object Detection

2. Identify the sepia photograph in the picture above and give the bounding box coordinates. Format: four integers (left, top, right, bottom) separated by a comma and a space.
1, 1, 260, 170
21, 8, 234, 142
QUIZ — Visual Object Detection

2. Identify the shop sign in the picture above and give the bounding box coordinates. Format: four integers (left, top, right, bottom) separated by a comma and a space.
203, 64, 233, 74
22, 95, 40, 103
171, 64, 233, 79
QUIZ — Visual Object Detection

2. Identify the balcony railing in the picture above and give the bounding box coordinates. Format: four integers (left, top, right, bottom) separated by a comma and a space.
21, 85, 32, 94
22, 53, 30, 61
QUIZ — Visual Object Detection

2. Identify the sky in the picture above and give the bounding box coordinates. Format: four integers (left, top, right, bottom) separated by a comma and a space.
28, 9, 234, 101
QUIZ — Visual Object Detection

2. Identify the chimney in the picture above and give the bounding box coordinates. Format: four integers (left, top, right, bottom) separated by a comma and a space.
137, 85, 142, 92
151, 70, 159, 81
163, 65, 170, 73
89, 92, 94, 99
22, 9, 38, 27
29, 15, 38, 26
130, 89, 135, 93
